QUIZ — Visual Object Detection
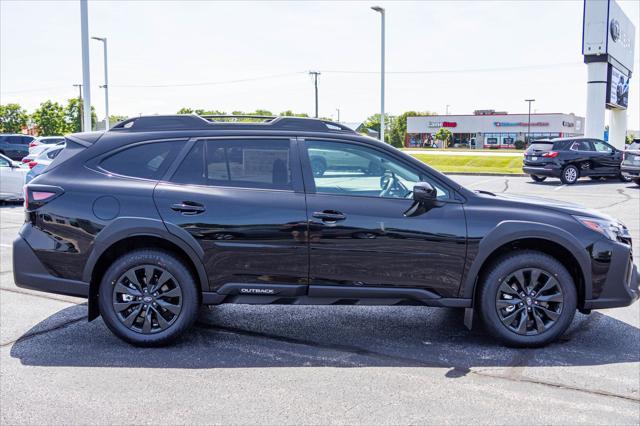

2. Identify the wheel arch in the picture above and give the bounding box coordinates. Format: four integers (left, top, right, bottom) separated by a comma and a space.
84, 218, 208, 321
461, 221, 592, 307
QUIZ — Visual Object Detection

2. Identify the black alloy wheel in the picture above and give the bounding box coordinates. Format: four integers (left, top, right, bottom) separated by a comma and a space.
495, 268, 563, 336
112, 265, 183, 334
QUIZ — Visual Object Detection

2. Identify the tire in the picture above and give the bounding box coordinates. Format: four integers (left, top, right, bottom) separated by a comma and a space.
477, 250, 577, 347
99, 249, 199, 347
634, 178, 640, 187
530, 175, 547, 183
560, 165, 579, 184
618, 173, 632, 183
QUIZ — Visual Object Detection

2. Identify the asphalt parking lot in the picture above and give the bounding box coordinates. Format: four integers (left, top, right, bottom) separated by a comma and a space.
1, 175, 639, 425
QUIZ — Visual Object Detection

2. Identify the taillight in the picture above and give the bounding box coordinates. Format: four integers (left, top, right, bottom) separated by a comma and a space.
29, 142, 38, 148
24, 184, 64, 212
22, 158, 31, 163
542, 151, 558, 158
28, 161, 37, 169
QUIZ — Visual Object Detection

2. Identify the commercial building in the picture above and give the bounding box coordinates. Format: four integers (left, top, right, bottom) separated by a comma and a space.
406, 110, 585, 148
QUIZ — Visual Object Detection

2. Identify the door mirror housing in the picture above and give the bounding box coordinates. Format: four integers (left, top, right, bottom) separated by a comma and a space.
404, 182, 439, 217
413, 181, 437, 204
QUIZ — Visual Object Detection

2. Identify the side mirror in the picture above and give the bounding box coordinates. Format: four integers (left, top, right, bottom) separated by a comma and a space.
404, 182, 439, 217
413, 181, 437, 203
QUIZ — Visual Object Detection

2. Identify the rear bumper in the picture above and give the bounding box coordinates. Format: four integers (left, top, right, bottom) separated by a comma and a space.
583, 239, 639, 310
522, 165, 561, 177
621, 164, 640, 177
13, 236, 89, 298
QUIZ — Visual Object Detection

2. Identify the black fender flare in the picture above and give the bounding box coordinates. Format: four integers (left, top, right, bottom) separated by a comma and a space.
460, 220, 592, 300
83, 217, 208, 291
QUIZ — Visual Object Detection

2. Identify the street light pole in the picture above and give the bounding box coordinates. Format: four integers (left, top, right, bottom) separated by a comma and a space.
92, 36, 110, 130
72, 84, 83, 131
446, 104, 450, 115
371, 6, 385, 143
336, 108, 340, 122
309, 71, 321, 118
525, 99, 535, 145
80, 0, 92, 132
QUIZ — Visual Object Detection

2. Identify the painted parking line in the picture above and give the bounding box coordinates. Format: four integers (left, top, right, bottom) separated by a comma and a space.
554, 184, 566, 191
468, 177, 504, 187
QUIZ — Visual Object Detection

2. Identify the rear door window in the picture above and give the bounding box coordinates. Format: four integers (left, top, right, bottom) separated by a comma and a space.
526, 142, 554, 153
100, 140, 186, 180
171, 139, 293, 190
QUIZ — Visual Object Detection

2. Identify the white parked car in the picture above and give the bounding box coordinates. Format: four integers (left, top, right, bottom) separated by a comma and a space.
0, 153, 28, 201
28, 136, 65, 155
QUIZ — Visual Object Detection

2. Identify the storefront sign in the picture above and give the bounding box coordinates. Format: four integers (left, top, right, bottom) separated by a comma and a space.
494, 121, 549, 127
562, 121, 575, 127
428, 121, 457, 128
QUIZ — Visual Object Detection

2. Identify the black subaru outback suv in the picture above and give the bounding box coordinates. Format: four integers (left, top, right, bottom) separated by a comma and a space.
523, 137, 628, 184
14, 116, 638, 347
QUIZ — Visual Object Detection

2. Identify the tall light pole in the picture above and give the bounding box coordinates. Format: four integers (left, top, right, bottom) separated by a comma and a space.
80, 0, 92, 132
309, 71, 321, 118
92, 36, 110, 130
336, 108, 340, 122
72, 84, 83, 131
525, 99, 535, 145
371, 6, 385, 142
446, 104, 450, 115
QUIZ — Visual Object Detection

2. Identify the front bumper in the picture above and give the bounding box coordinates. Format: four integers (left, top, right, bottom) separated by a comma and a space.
13, 235, 89, 298
583, 238, 639, 310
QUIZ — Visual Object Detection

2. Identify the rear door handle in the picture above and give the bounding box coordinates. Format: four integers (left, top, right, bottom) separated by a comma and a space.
313, 210, 346, 222
171, 201, 206, 214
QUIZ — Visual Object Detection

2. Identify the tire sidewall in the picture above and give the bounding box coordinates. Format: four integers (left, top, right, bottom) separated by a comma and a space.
478, 251, 577, 347
99, 249, 199, 346
531, 175, 546, 183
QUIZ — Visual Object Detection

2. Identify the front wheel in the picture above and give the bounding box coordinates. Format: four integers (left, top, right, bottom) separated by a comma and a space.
530, 175, 547, 183
99, 249, 199, 346
560, 165, 579, 184
478, 250, 577, 347
618, 173, 632, 183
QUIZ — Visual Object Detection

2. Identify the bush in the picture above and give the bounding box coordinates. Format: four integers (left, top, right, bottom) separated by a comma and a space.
514, 140, 526, 150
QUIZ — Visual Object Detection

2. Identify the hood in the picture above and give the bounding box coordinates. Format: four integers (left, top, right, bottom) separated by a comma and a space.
477, 191, 614, 221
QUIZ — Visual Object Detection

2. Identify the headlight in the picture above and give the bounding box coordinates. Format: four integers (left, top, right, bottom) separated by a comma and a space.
573, 215, 629, 241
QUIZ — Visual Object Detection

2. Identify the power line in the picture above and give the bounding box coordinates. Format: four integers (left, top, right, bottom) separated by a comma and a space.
111, 72, 305, 88
321, 62, 582, 75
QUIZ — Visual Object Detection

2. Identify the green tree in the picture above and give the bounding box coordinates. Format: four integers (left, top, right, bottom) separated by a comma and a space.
434, 128, 452, 147
177, 107, 194, 114
389, 111, 434, 148
362, 113, 394, 143
0, 103, 29, 133
109, 115, 128, 125
279, 110, 309, 117
32, 101, 68, 136
64, 98, 97, 132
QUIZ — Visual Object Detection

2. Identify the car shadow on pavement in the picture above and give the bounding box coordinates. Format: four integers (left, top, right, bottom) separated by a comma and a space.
10, 303, 640, 374
525, 179, 631, 187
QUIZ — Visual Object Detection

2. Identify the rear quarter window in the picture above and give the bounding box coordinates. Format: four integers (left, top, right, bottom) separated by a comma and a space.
100, 140, 186, 180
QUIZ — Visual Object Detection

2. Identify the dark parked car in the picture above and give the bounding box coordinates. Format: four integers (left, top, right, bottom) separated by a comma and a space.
523, 137, 629, 184
14, 116, 638, 347
621, 139, 640, 186
0, 134, 34, 160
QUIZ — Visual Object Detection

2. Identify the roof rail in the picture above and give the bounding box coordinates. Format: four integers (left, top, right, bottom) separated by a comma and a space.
109, 114, 358, 134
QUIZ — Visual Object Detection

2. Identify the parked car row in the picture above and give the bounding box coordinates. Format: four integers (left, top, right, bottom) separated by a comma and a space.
0, 135, 66, 201
523, 137, 640, 186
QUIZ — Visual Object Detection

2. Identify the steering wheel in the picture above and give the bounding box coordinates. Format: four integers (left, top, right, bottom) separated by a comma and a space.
379, 172, 409, 198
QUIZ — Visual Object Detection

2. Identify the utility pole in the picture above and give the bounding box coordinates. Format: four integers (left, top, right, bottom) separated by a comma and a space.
336, 108, 340, 122
92, 36, 109, 130
80, 0, 92, 132
446, 104, 450, 115
525, 99, 535, 145
309, 71, 321, 118
371, 6, 385, 142
73, 84, 83, 131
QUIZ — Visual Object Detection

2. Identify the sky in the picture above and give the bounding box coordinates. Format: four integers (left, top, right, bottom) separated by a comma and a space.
1, 0, 639, 129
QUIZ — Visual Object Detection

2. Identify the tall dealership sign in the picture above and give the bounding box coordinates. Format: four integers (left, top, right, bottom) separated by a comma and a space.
582, 0, 635, 148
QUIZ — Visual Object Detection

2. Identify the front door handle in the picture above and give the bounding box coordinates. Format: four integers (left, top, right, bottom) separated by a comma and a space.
313, 210, 346, 222
171, 201, 205, 215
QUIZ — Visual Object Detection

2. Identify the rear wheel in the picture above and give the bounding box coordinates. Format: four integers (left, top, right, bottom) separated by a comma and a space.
99, 249, 199, 346
530, 175, 547, 183
478, 250, 577, 347
560, 165, 579, 184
